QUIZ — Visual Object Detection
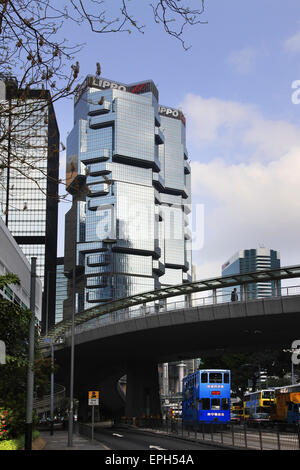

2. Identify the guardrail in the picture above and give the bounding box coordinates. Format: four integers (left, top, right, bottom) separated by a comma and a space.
69, 284, 300, 337
118, 417, 300, 451
34, 384, 66, 414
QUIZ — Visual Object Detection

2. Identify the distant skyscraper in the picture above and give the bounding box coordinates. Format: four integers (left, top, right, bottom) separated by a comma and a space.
63, 75, 192, 320
0, 76, 59, 330
55, 257, 68, 325
222, 247, 281, 299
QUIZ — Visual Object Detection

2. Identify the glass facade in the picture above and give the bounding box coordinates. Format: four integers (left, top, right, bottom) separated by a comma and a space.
222, 248, 281, 299
63, 76, 192, 319
0, 79, 59, 329
55, 257, 68, 324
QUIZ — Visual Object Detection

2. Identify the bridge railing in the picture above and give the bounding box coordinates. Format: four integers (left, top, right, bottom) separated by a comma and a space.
69, 284, 300, 337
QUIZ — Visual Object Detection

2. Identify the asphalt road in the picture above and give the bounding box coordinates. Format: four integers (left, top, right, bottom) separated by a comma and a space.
93, 424, 223, 451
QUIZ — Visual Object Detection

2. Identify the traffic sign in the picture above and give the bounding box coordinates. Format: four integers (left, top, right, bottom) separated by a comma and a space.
88, 391, 99, 406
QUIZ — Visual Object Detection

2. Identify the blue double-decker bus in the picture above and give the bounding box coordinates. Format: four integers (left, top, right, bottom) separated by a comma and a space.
182, 369, 231, 427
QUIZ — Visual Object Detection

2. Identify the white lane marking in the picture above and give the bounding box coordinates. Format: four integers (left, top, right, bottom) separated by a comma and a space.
112, 433, 124, 438
149, 445, 167, 450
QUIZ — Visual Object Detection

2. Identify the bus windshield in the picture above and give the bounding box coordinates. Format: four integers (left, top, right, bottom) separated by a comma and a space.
209, 373, 222, 384
262, 391, 274, 399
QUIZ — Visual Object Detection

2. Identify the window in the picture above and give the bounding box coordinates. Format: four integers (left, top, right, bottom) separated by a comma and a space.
201, 398, 210, 410
211, 399, 220, 410
221, 398, 230, 410
224, 373, 229, 384
209, 373, 222, 384
201, 373, 208, 383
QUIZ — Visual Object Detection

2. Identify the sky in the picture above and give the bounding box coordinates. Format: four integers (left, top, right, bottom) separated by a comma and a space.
54, 0, 300, 283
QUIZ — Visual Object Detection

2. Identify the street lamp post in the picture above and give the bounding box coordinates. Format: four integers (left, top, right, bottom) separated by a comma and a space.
68, 241, 76, 447
25, 257, 37, 451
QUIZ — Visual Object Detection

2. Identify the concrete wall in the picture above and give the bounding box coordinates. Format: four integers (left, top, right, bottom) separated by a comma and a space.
0, 217, 42, 318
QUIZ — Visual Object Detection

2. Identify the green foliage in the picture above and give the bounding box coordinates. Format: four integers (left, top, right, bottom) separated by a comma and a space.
0, 273, 20, 290
201, 349, 297, 400
0, 274, 52, 438
0, 430, 39, 450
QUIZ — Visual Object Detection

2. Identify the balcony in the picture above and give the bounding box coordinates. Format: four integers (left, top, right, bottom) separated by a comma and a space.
87, 253, 111, 267
87, 191, 110, 210
153, 260, 165, 276
155, 127, 164, 145
87, 182, 111, 197
88, 100, 111, 116
82, 149, 111, 166
152, 172, 165, 191
86, 275, 108, 289
184, 160, 191, 175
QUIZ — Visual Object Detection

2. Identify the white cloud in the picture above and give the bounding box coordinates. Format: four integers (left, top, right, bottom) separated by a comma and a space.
284, 31, 300, 54
179, 94, 300, 279
226, 46, 258, 74
190, 150, 300, 277
181, 94, 300, 162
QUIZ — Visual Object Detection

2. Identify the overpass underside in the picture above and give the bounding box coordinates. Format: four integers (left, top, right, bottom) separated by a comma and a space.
53, 295, 300, 419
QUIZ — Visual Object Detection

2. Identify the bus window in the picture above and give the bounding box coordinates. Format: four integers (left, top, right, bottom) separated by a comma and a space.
201, 398, 210, 410
222, 398, 230, 410
224, 373, 229, 384
201, 373, 208, 383
211, 399, 220, 410
209, 373, 222, 384
262, 390, 274, 399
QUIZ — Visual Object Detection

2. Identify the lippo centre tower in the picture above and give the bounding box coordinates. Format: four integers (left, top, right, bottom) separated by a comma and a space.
64, 75, 192, 320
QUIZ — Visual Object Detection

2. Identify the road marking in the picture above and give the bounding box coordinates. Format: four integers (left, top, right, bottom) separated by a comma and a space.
112, 433, 124, 438
149, 445, 167, 450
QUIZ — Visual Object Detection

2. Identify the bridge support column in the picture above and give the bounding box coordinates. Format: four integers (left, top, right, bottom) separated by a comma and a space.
185, 294, 192, 308
78, 387, 90, 422
125, 361, 161, 418
241, 284, 247, 301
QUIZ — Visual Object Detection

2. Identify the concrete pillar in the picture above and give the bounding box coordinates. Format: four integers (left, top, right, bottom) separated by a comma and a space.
213, 288, 217, 304
125, 361, 161, 418
185, 294, 192, 308
176, 361, 186, 393
163, 362, 169, 396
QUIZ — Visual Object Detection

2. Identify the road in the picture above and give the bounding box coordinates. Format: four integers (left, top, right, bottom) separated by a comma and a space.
93, 424, 223, 451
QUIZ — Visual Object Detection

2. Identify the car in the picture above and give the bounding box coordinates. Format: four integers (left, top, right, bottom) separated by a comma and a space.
230, 413, 242, 424
248, 413, 271, 427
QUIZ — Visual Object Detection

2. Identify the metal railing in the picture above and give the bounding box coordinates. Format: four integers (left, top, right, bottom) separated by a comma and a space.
117, 417, 300, 451
33, 384, 65, 414
69, 284, 300, 338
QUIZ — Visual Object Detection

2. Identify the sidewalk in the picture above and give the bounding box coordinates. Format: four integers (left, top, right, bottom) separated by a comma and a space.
37, 429, 110, 451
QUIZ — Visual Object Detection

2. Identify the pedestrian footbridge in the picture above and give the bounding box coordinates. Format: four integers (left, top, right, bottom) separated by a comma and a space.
42, 265, 300, 418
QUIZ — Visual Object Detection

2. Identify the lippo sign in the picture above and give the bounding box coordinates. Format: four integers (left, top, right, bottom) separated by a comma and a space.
75, 76, 159, 104
158, 105, 186, 126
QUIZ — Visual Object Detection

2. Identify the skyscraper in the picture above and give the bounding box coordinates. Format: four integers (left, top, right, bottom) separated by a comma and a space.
63, 75, 192, 319
0, 76, 59, 330
222, 247, 281, 299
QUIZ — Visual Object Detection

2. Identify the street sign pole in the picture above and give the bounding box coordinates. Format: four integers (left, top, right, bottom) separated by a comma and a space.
88, 391, 99, 441
92, 405, 94, 441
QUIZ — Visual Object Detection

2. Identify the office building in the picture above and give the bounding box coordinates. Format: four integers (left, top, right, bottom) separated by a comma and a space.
63, 75, 192, 319
222, 247, 281, 299
0, 76, 59, 330
0, 217, 42, 319
55, 257, 68, 325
